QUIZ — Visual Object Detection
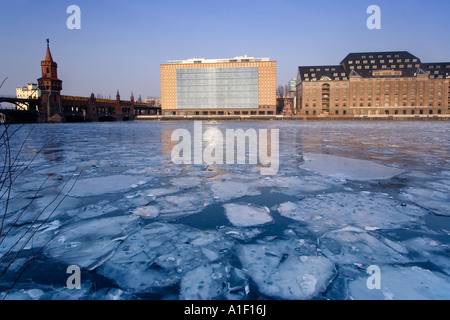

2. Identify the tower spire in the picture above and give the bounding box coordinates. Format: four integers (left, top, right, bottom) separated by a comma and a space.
45, 39, 53, 62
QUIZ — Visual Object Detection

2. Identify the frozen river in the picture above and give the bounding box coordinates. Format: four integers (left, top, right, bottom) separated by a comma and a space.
1, 120, 449, 300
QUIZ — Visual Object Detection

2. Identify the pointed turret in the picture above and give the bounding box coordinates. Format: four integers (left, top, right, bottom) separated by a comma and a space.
37, 39, 63, 121
45, 39, 53, 62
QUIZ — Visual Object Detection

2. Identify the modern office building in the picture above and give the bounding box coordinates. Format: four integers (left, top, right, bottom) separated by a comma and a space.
296, 51, 450, 116
160, 56, 276, 116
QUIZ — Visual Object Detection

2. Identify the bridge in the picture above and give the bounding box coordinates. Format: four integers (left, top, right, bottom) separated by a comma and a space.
0, 95, 161, 124
0, 96, 40, 123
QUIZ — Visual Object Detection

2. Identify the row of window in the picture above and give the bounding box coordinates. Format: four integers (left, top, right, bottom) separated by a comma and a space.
305, 102, 443, 108
62, 106, 132, 114
164, 110, 274, 116
304, 109, 443, 115
348, 57, 419, 65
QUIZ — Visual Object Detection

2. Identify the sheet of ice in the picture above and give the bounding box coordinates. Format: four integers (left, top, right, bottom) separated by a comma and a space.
400, 186, 450, 216
64, 199, 119, 221
44, 215, 140, 270
237, 240, 335, 300
180, 263, 248, 300
144, 186, 180, 198
318, 227, 411, 265
223, 203, 273, 227
217, 226, 264, 242
401, 237, 450, 274
68, 174, 148, 197
277, 192, 427, 235
97, 222, 235, 295
208, 179, 261, 201
265, 175, 342, 195
156, 190, 213, 220
130, 205, 160, 219
168, 176, 204, 189
1, 283, 93, 300
301, 153, 404, 181
348, 266, 450, 300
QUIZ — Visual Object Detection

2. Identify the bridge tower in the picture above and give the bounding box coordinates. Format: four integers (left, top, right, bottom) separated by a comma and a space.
37, 39, 63, 122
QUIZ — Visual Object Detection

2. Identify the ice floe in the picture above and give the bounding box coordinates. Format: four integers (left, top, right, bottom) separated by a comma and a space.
180, 263, 248, 300
237, 240, 335, 300
208, 179, 261, 201
301, 153, 404, 181
318, 227, 411, 265
277, 192, 427, 235
97, 223, 236, 297
44, 215, 140, 270
400, 186, 450, 216
156, 190, 213, 220
223, 203, 272, 227
348, 266, 450, 300
68, 174, 148, 197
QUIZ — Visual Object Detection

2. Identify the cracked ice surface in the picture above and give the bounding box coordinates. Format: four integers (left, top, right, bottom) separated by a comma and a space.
1, 121, 450, 300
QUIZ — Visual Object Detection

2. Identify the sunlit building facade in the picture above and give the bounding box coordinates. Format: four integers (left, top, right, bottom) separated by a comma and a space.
160, 56, 276, 116
297, 51, 450, 116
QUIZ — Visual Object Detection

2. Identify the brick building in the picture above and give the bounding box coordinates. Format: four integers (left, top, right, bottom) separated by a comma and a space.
296, 51, 450, 117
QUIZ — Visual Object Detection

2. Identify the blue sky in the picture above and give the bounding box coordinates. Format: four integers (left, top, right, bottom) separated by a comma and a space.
0, 0, 449, 99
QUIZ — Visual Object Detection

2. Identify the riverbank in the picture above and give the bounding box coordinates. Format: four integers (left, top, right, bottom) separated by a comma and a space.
135, 114, 450, 121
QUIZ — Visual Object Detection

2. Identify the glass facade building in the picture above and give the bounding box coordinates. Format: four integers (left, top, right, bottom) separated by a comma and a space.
161, 56, 276, 116
176, 67, 259, 109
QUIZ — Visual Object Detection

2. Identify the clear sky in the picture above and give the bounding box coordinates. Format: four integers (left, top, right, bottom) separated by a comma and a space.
0, 0, 449, 99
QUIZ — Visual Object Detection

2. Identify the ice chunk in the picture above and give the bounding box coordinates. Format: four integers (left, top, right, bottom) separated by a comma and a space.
401, 237, 450, 273
318, 228, 411, 265
156, 190, 213, 220
130, 206, 160, 219
217, 226, 264, 242
144, 186, 180, 198
64, 200, 119, 221
68, 174, 147, 197
348, 266, 450, 300
97, 222, 234, 294
301, 153, 404, 181
223, 203, 273, 227
400, 187, 450, 216
44, 215, 139, 270
277, 192, 426, 235
237, 240, 335, 300
268, 175, 341, 195
208, 180, 261, 202
169, 176, 203, 189
180, 263, 248, 300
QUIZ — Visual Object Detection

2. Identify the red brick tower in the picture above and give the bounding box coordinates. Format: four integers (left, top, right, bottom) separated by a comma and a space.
37, 39, 63, 122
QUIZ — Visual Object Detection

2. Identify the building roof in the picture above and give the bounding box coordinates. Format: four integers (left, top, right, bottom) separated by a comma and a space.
421, 63, 450, 79
298, 65, 347, 82
166, 56, 271, 64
